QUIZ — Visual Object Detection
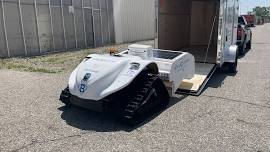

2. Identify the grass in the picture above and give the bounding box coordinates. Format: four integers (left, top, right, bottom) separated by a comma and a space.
0, 61, 58, 73
0, 40, 154, 74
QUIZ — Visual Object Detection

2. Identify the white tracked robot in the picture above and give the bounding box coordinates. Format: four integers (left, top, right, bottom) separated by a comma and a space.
60, 44, 195, 122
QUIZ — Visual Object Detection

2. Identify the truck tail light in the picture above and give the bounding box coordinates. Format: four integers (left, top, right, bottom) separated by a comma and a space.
237, 28, 243, 40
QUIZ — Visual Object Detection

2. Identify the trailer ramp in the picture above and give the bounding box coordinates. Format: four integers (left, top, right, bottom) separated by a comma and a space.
176, 63, 216, 96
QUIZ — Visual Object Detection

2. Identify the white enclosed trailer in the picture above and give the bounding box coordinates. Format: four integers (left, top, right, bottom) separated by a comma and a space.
155, 0, 239, 95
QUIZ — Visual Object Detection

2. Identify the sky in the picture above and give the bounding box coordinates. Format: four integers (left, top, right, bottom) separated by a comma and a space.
240, 0, 270, 14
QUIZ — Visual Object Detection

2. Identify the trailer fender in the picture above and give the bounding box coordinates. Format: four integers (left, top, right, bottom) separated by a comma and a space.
224, 45, 238, 63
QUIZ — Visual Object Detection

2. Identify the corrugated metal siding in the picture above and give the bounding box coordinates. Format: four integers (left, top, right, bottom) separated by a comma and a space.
113, 0, 155, 44
0, 1, 8, 57
0, 0, 155, 58
0, 0, 114, 58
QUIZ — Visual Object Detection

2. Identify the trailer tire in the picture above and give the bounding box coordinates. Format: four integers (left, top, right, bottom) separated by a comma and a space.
223, 49, 238, 73
227, 56, 238, 73
228, 62, 237, 73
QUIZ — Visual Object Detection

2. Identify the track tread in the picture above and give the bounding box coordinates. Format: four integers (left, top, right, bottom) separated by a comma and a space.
59, 87, 71, 106
121, 73, 167, 122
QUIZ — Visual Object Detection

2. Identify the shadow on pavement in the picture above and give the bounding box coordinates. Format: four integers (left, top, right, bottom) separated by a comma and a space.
59, 95, 187, 132
59, 106, 125, 132
202, 68, 237, 91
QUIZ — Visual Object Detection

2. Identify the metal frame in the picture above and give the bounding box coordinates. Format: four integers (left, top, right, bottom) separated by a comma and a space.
18, 0, 27, 56
154, 0, 159, 49
1, 0, 10, 57
90, 0, 96, 47
82, 0, 87, 47
106, 0, 111, 43
98, 0, 103, 45
72, 0, 78, 48
60, 0, 67, 50
48, 0, 56, 51
34, 0, 41, 53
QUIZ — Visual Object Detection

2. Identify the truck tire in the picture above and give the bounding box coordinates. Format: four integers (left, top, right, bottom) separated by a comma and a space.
238, 43, 246, 56
246, 34, 252, 49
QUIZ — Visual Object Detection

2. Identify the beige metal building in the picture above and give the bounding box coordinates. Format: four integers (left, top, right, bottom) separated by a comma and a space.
0, 0, 156, 58
112, 0, 156, 44
0, 0, 115, 58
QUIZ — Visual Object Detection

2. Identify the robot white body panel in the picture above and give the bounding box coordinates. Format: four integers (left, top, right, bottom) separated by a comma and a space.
68, 54, 157, 101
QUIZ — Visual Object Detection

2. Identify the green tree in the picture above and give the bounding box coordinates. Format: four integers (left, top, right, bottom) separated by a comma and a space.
252, 6, 270, 17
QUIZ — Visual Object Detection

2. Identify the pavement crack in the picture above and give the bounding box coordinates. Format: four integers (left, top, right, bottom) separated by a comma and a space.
9, 133, 84, 152
202, 94, 270, 109
10, 141, 37, 152
188, 110, 214, 123
236, 118, 263, 128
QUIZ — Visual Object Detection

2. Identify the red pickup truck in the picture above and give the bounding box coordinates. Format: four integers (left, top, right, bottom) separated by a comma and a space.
237, 16, 252, 55
242, 15, 256, 27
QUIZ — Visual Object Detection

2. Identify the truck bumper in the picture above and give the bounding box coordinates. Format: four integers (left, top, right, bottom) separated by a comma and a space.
236, 41, 242, 46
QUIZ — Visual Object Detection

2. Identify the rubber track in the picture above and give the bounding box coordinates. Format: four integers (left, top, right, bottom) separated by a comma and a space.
121, 74, 160, 120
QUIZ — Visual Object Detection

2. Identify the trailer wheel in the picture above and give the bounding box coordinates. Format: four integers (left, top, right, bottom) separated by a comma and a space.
228, 62, 237, 73
224, 49, 239, 73
227, 56, 238, 73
